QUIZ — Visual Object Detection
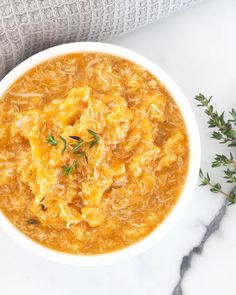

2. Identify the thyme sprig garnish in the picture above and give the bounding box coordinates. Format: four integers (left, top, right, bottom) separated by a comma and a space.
195, 94, 236, 146
69, 135, 83, 141
46, 134, 58, 146
46, 129, 100, 174
87, 129, 100, 149
59, 135, 70, 155
62, 160, 78, 175
69, 135, 84, 152
195, 94, 236, 205
79, 150, 89, 164
211, 153, 235, 167
72, 129, 100, 163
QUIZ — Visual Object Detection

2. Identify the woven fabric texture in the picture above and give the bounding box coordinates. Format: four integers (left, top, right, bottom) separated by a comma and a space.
0, 0, 201, 79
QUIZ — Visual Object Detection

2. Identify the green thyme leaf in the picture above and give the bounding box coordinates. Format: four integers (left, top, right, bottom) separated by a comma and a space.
69, 135, 83, 142
61, 160, 78, 175
46, 134, 58, 146
229, 109, 236, 124
224, 168, 236, 183
79, 151, 89, 164
210, 183, 222, 193
199, 168, 204, 178
89, 140, 98, 149
59, 135, 67, 144
72, 141, 84, 152
199, 169, 211, 186
228, 186, 236, 205
87, 129, 100, 150
62, 164, 73, 175
59, 135, 70, 155
228, 140, 236, 147
87, 129, 100, 141
74, 160, 79, 169
211, 131, 223, 141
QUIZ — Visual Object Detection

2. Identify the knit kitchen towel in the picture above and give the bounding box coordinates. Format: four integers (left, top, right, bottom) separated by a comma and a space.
0, 0, 202, 79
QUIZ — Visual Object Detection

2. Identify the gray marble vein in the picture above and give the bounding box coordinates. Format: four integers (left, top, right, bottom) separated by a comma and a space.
172, 200, 227, 295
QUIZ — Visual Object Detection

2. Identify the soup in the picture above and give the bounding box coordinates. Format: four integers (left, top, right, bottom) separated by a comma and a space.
0, 53, 188, 254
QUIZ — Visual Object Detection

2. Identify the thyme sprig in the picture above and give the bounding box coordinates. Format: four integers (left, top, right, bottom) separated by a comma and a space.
46, 134, 58, 146
69, 135, 84, 152
46, 129, 100, 174
79, 150, 89, 164
62, 160, 78, 175
211, 153, 235, 167
195, 94, 236, 146
87, 129, 100, 149
59, 135, 70, 155
195, 94, 236, 205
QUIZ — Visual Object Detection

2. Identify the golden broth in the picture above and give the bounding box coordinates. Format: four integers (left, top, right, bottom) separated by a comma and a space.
0, 54, 188, 254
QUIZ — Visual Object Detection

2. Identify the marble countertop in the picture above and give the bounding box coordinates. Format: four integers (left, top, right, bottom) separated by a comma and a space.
0, 0, 235, 294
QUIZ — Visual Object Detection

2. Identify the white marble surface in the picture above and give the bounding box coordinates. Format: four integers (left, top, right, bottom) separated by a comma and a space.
0, 0, 236, 294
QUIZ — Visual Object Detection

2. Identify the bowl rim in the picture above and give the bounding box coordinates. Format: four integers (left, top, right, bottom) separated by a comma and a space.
0, 42, 201, 266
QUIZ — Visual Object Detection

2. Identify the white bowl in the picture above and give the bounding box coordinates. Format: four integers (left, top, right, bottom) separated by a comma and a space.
0, 42, 201, 266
